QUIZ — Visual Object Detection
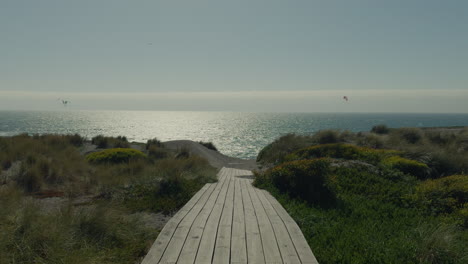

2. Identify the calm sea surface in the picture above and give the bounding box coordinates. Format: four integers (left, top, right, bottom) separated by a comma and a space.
0, 111, 467, 159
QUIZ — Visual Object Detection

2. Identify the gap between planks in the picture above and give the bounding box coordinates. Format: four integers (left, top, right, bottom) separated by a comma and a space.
142, 167, 318, 264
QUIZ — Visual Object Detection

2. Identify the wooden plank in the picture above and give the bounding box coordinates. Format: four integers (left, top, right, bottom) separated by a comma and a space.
246, 178, 282, 263
230, 178, 247, 264
261, 189, 319, 264
141, 184, 211, 264
212, 168, 236, 264
177, 170, 229, 263
195, 168, 233, 264
144, 167, 318, 264
256, 188, 301, 264
159, 182, 218, 263
241, 179, 265, 264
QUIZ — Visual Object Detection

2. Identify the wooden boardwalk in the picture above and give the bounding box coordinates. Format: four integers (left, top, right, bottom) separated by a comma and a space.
142, 167, 318, 264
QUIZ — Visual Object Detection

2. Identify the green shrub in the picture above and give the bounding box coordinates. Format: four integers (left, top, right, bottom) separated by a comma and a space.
356, 134, 385, 148
157, 177, 200, 213
371, 124, 390, 134
121, 177, 200, 215
146, 138, 164, 149
92, 135, 130, 148
92, 135, 109, 148
256, 134, 315, 165
457, 205, 468, 227
382, 156, 430, 179
426, 151, 468, 177
392, 128, 423, 144
114, 137, 130, 148
119, 157, 216, 214
287, 143, 400, 165
330, 165, 416, 205
34, 134, 86, 147
86, 148, 147, 164
147, 145, 168, 159
312, 130, 340, 144
16, 165, 42, 192
67, 133, 85, 147
199, 141, 218, 151
257, 159, 335, 206
411, 175, 468, 215
426, 131, 455, 146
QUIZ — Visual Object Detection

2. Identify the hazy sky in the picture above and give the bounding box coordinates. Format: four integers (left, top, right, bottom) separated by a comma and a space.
1, 0, 467, 112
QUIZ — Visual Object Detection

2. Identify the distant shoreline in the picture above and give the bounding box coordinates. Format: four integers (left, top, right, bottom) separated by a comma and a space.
1, 110, 467, 160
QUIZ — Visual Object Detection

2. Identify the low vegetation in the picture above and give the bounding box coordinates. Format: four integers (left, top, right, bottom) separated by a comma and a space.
86, 148, 147, 164
116, 157, 216, 214
198, 141, 218, 151
381, 155, 430, 179
255, 126, 468, 263
146, 137, 164, 149
411, 175, 467, 221
256, 133, 315, 165
370, 124, 390, 134
92, 135, 130, 148
256, 159, 335, 207
257, 126, 468, 175
0, 134, 217, 263
285, 143, 401, 165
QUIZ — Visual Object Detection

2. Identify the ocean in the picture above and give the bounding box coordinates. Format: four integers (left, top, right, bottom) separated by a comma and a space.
0, 110, 467, 159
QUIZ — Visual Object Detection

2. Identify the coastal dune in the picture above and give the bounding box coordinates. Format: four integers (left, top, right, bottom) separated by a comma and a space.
163, 140, 258, 170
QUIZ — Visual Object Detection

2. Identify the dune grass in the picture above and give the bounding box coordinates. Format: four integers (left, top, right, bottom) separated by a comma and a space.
86, 148, 147, 164
198, 141, 219, 151
255, 126, 468, 263
0, 134, 217, 263
0, 189, 157, 264
92, 135, 130, 148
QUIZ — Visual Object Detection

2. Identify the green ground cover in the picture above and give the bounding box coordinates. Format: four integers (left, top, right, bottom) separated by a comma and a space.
255, 126, 468, 263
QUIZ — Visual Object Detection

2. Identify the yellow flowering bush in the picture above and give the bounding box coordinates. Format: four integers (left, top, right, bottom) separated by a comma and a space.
412, 175, 468, 216
382, 156, 430, 179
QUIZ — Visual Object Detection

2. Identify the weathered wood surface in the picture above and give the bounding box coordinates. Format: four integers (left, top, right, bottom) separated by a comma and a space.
142, 167, 318, 264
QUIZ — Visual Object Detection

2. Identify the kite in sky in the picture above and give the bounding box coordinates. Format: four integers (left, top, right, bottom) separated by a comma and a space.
343, 96, 349, 102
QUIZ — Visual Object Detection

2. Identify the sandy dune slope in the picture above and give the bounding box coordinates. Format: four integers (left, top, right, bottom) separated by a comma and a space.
163, 140, 258, 170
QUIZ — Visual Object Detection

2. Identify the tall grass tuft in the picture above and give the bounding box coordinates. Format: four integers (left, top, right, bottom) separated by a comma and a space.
146, 137, 164, 149
147, 145, 168, 159
198, 141, 218, 151
416, 224, 462, 264
256, 159, 335, 207
371, 124, 390, 134
257, 134, 315, 165
312, 130, 340, 144
391, 127, 423, 144
92, 135, 130, 148
0, 198, 156, 263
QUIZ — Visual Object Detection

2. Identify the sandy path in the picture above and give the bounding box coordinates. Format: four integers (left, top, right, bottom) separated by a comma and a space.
163, 140, 258, 171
